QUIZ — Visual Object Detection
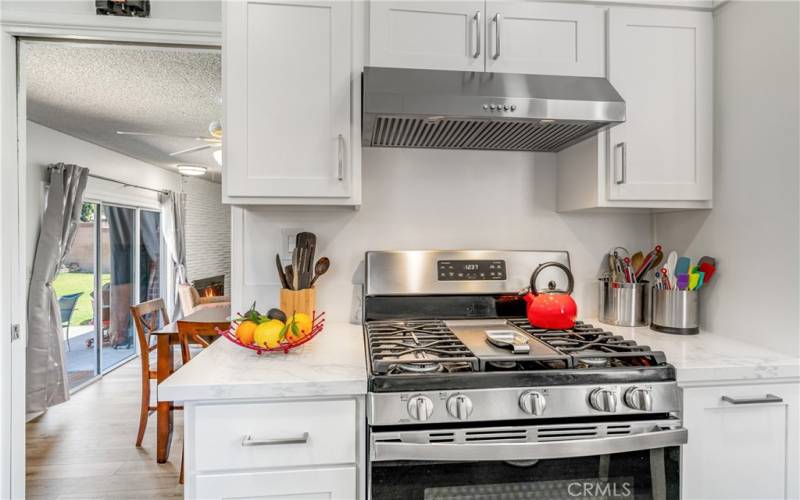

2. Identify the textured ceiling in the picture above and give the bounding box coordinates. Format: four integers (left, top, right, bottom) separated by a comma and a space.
24, 42, 222, 181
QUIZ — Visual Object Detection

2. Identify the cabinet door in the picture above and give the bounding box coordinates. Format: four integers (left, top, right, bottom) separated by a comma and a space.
485, 2, 605, 77
370, 1, 485, 71
195, 466, 356, 499
607, 8, 712, 201
682, 383, 799, 500
224, 0, 352, 198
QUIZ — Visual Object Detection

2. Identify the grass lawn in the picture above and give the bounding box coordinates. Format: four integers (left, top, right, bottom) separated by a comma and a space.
53, 272, 110, 326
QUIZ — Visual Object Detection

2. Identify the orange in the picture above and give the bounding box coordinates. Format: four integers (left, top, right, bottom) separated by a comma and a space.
286, 313, 313, 341
236, 320, 258, 345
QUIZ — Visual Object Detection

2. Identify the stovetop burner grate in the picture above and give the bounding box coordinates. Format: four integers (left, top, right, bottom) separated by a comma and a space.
366, 320, 480, 374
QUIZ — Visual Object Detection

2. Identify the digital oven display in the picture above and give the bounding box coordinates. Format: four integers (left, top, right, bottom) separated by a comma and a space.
437, 260, 507, 281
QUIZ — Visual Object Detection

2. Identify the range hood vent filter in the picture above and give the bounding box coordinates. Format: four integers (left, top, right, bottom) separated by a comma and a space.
369, 116, 597, 152
362, 67, 626, 152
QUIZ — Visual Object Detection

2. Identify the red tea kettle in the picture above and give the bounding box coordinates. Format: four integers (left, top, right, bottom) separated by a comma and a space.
521, 262, 578, 330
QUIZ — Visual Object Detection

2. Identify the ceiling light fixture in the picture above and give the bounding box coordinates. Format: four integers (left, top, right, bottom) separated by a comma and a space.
212, 149, 222, 166
178, 164, 207, 177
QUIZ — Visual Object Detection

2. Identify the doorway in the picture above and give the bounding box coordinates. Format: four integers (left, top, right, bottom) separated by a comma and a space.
56, 202, 163, 391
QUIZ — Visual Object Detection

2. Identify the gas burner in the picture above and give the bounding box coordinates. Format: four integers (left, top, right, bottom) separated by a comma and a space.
488, 360, 517, 369
366, 320, 479, 375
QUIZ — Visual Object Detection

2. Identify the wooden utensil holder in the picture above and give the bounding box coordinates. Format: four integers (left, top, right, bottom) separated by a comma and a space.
280, 288, 316, 318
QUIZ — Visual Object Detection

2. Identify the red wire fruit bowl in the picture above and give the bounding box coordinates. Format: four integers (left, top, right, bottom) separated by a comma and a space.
218, 311, 326, 354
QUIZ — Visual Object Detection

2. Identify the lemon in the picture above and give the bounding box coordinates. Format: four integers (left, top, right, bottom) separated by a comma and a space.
286, 313, 313, 341
236, 320, 258, 345
253, 320, 285, 348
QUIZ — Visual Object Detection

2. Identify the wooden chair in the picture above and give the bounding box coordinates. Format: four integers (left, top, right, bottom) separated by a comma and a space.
177, 319, 229, 362
130, 299, 171, 448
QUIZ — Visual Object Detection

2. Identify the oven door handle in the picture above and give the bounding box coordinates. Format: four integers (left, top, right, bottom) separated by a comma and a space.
372, 428, 687, 462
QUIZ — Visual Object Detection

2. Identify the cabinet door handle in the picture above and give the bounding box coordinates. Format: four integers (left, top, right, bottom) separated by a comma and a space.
615, 142, 627, 185
337, 133, 345, 181
242, 432, 309, 446
492, 13, 502, 60
721, 394, 783, 405
472, 10, 482, 59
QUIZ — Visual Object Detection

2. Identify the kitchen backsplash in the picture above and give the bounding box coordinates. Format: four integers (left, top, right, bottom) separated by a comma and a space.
236, 148, 653, 322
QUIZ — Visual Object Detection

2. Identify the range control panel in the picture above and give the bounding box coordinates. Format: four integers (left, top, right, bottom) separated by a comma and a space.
437, 260, 507, 281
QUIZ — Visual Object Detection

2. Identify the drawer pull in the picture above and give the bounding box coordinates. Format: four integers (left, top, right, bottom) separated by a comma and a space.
242, 432, 309, 447
721, 394, 783, 405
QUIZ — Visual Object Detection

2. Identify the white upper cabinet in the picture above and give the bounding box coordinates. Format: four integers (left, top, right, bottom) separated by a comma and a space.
224, 0, 360, 204
484, 2, 605, 77
557, 6, 713, 211
606, 8, 712, 201
370, 1, 485, 72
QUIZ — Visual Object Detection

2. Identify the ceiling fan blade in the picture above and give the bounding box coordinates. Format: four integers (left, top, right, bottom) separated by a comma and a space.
170, 144, 214, 156
117, 131, 218, 141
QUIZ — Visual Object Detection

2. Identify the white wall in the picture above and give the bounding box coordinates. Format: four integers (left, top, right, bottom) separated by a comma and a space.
183, 176, 231, 294
2, 0, 220, 22
654, 1, 800, 354
237, 148, 653, 323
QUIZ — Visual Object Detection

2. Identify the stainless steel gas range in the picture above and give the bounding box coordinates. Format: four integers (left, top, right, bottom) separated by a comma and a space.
363, 250, 687, 500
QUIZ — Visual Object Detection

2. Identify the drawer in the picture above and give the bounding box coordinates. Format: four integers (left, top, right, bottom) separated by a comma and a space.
194, 399, 357, 472
195, 466, 357, 500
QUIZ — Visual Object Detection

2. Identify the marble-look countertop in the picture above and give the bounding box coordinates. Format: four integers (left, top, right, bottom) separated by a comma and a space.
591, 320, 800, 385
158, 322, 367, 402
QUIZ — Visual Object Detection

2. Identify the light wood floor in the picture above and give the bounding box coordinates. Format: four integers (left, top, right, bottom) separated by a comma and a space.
26, 358, 184, 499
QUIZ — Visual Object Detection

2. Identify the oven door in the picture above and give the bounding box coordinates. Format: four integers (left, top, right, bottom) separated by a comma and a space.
369, 419, 686, 500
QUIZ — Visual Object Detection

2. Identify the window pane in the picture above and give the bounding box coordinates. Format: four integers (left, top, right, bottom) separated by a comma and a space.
57, 202, 99, 390
100, 205, 137, 372
140, 210, 161, 303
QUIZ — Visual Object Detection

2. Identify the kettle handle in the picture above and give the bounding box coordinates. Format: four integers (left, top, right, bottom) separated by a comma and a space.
530, 262, 574, 296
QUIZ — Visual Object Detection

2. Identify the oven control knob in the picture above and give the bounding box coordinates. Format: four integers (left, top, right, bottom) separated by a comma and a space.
624, 386, 653, 412
519, 391, 547, 416
589, 388, 618, 413
446, 394, 474, 420
407, 395, 434, 421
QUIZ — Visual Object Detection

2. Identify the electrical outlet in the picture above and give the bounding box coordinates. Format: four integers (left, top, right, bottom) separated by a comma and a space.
281, 228, 303, 260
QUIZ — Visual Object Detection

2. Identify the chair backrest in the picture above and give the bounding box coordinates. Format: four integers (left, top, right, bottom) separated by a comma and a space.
58, 292, 82, 323
177, 284, 200, 317
177, 320, 229, 362
130, 299, 169, 370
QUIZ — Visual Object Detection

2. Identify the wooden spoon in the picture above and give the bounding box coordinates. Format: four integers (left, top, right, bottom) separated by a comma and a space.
631, 251, 644, 271
309, 257, 330, 288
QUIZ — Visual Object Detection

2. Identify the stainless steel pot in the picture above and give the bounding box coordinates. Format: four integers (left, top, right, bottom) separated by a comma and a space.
650, 288, 699, 335
598, 279, 650, 327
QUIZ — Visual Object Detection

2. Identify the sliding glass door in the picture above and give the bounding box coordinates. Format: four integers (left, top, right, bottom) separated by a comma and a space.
57, 202, 162, 391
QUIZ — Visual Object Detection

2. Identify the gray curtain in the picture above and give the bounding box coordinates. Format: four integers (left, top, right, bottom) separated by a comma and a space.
26, 163, 89, 416
159, 191, 187, 320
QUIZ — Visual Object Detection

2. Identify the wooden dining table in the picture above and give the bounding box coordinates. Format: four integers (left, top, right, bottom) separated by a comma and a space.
152, 306, 231, 463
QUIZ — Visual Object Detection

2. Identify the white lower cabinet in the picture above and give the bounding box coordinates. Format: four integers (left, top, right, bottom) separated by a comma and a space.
184, 397, 364, 499
195, 467, 357, 500
681, 381, 799, 500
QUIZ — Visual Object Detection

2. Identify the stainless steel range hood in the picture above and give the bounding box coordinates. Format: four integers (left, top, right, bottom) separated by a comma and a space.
362, 67, 625, 153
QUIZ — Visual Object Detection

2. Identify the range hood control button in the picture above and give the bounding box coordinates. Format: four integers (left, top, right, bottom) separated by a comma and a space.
503, 104, 509, 111
589, 388, 618, 413
407, 395, 434, 421
519, 391, 547, 416
483, 104, 489, 110
489, 104, 496, 110
510, 105, 517, 111
446, 394, 474, 420
624, 387, 653, 411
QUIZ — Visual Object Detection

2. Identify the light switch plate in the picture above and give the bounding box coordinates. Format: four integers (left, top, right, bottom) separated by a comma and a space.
281, 228, 303, 260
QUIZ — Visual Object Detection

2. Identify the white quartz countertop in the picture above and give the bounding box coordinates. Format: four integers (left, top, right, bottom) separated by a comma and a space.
591, 320, 800, 385
158, 322, 367, 402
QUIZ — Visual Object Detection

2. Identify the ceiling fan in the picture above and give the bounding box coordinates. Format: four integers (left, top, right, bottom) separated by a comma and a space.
116, 120, 223, 165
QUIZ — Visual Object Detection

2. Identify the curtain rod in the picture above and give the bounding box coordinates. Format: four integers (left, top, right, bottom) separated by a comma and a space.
87, 173, 171, 195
